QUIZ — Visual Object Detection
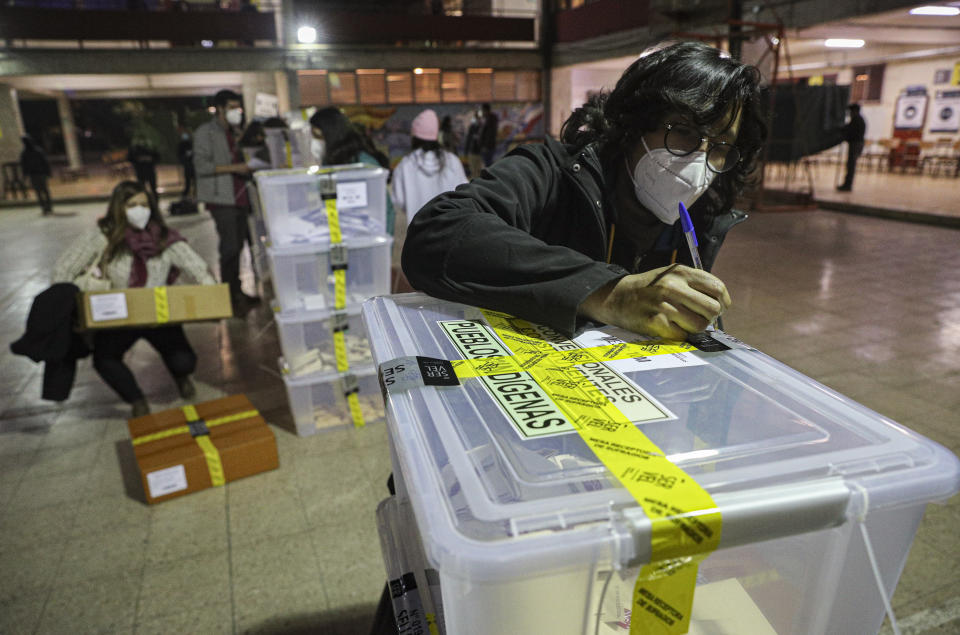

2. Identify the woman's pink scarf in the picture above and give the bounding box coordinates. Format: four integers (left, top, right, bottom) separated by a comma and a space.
123, 222, 186, 287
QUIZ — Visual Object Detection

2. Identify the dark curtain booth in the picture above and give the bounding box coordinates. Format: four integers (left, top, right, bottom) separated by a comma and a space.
765, 85, 851, 162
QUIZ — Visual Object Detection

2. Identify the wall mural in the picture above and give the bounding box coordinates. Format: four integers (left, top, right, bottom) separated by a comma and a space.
341, 102, 544, 168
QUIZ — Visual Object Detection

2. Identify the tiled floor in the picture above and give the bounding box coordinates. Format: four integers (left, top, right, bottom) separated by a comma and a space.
763, 158, 960, 220
1, 187, 959, 633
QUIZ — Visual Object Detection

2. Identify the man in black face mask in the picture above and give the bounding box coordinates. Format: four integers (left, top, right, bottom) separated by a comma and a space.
402, 42, 767, 339
194, 89, 261, 313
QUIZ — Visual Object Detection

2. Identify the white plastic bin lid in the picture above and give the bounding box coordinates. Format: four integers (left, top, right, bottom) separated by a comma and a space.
361, 294, 960, 581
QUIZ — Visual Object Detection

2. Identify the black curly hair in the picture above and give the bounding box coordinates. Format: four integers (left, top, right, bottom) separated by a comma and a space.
560, 41, 767, 215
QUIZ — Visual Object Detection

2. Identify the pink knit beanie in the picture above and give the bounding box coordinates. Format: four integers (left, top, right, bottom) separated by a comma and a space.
410, 109, 439, 141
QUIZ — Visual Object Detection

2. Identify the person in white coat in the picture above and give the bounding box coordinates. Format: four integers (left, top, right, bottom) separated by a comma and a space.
391, 109, 468, 227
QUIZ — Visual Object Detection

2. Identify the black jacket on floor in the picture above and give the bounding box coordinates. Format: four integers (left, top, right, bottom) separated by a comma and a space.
10, 283, 90, 401
402, 136, 745, 337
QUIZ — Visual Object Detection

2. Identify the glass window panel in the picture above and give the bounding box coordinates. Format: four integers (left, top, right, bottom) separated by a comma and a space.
328, 72, 358, 104
516, 70, 541, 101
493, 71, 516, 101
414, 69, 442, 103
299, 70, 329, 107
387, 72, 414, 104
442, 71, 467, 103
467, 69, 493, 102
357, 69, 386, 105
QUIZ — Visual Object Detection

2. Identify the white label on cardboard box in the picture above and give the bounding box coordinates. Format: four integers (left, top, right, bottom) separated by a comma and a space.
336, 181, 367, 209
146, 464, 188, 499
89, 292, 129, 322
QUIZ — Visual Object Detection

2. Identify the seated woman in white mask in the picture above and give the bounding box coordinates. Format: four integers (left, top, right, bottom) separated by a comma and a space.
402, 41, 767, 339
52, 181, 217, 416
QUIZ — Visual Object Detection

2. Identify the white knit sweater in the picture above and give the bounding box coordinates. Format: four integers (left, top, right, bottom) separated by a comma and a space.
52, 228, 216, 290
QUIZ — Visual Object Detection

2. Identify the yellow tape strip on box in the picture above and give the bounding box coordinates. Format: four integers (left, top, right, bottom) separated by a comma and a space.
154, 286, 170, 323
131, 407, 259, 487
454, 310, 721, 635
346, 392, 365, 428
333, 330, 350, 372
323, 187, 348, 311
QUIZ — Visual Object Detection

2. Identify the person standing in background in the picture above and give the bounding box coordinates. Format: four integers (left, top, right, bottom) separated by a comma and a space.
128, 137, 160, 196
20, 136, 53, 216
478, 102, 499, 167
193, 89, 261, 313
463, 109, 484, 177
837, 103, 866, 192
177, 131, 195, 199
438, 115, 457, 154
391, 109, 468, 228
309, 106, 396, 235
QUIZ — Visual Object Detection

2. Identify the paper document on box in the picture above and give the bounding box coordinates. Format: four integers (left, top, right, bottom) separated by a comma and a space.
89, 292, 129, 322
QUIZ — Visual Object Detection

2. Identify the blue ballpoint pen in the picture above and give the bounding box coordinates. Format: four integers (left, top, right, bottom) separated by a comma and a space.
678, 201, 703, 270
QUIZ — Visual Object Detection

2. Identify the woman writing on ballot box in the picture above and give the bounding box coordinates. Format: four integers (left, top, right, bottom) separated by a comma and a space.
402, 41, 767, 340
52, 181, 217, 417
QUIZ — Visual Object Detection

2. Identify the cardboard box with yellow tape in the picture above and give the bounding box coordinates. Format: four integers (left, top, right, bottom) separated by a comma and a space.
127, 394, 278, 504
78, 283, 232, 330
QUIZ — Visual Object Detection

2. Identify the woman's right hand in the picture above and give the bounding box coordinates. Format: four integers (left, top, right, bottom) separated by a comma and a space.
578, 264, 731, 340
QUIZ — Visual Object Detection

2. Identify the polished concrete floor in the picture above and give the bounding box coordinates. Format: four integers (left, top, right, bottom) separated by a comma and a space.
1, 192, 959, 633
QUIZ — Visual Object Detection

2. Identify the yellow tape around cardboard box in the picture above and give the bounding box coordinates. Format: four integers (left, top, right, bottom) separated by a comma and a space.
79, 283, 232, 329
378, 311, 729, 635
127, 395, 278, 504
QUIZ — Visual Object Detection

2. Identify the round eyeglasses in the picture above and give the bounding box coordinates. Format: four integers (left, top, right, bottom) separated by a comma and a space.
663, 122, 741, 173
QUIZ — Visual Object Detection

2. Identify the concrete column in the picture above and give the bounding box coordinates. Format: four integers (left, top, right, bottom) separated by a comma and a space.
0, 85, 27, 166
56, 93, 83, 170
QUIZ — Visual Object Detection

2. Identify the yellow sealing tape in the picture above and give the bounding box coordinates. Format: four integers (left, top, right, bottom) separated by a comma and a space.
426, 613, 439, 635
346, 392, 365, 428
324, 194, 347, 311
333, 330, 350, 373
131, 406, 260, 488
468, 310, 721, 634
154, 286, 170, 323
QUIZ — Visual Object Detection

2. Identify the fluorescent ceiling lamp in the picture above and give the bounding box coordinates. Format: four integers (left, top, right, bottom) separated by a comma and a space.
909, 6, 960, 15
824, 38, 865, 48
297, 26, 318, 44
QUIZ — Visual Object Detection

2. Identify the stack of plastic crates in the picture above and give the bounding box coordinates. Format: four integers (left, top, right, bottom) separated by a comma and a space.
252, 165, 392, 435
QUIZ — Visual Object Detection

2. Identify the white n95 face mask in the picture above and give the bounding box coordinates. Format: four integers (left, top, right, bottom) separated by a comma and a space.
225, 108, 244, 127
125, 205, 151, 230
627, 137, 715, 225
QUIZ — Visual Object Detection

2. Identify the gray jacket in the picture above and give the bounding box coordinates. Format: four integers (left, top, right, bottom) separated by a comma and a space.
193, 118, 241, 206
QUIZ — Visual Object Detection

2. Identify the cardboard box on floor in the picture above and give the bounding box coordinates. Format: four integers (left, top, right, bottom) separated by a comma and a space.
78, 283, 232, 330
127, 394, 278, 504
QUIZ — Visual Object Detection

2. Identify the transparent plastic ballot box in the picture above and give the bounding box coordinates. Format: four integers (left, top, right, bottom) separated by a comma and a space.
253, 165, 388, 246
267, 235, 392, 314
360, 293, 960, 635
279, 361, 383, 436
273, 304, 372, 377
377, 496, 446, 635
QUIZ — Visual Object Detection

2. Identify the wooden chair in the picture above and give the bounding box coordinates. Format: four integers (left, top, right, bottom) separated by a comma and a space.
920, 137, 959, 177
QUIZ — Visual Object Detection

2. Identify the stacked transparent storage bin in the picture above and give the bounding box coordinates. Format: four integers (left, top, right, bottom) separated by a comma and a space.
253, 165, 391, 435
362, 293, 960, 635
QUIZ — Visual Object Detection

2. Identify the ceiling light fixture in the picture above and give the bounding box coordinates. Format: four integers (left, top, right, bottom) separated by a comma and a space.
297, 26, 318, 44
909, 6, 960, 16
824, 38, 865, 48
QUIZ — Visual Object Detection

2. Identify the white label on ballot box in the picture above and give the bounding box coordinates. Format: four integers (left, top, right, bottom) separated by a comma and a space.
89, 292, 129, 322
438, 320, 674, 439
146, 464, 188, 499
574, 328, 707, 372
336, 181, 367, 209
